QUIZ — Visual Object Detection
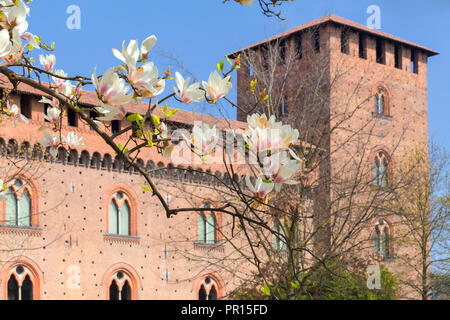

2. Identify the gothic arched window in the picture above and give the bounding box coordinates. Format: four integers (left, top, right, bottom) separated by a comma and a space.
198, 212, 206, 243
5, 180, 32, 227
198, 277, 219, 300
108, 271, 134, 300
373, 151, 389, 187
373, 219, 391, 259
197, 205, 217, 245
108, 192, 130, 236
7, 265, 37, 300
206, 214, 216, 244
374, 87, 388, 115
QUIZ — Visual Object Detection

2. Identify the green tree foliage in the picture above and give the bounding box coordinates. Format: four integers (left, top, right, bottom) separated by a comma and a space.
230, 262, 397, 300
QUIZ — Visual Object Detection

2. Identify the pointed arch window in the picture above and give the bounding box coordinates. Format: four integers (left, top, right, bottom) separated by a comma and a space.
198, 277, 218, 300
198, 212, 206, 243
6, 265, 37, 300
206, 214, 216, 244
5, 180, 32, 227
108, 192, 130, 236
374, 87, 389, 116
373, 152, 389, 187
197, 205, 217, 245
108, 271, 134, 300
373, 219, 391, 259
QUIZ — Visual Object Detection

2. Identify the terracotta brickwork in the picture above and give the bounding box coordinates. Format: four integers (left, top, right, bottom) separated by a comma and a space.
0, 84, 248, 299
233, 15, 437, 299
0, 15, 437, 300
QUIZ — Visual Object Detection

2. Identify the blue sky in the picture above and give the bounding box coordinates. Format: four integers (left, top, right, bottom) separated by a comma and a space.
27, 0, 449, 150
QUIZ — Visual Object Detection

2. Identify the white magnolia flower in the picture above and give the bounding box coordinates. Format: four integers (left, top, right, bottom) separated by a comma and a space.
2, 1, 38, 51
158, 122, 175, 159
6, 101, 28, 127
61, 80, 75, 98
245, 175, 274, 199
244, 122, 299, 154
52, 69, 68, 91
4, 0, 29, 35
202, 70, 232, 102
39, 54, 56, 73
21, 31, 39, 49
0, 0, 13, 6
42, 105, 61, 124
112, 35, 157, 73
95, 104, 127, 122
140, 35, 157, 60
39, 96, 59, 109
173, 72, 205, 104
260, 151, 301, 192
92, 67, 131, 106
0, 29, 12, 60
247, 113, 277, 130
40, 131, 61, 157
66, 132, 84, 149
3, 29, 23, 65
184, 123, 219, 158
128, 61, 165, 99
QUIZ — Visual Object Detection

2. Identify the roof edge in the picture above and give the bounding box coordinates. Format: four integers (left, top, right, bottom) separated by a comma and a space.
228, 14, 439, 58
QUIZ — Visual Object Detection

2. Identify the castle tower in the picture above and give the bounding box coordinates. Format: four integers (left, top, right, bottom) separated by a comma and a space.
230, 15, 438, 298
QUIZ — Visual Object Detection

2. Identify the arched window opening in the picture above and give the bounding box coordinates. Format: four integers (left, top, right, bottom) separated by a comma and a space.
102, 154, 112, 170
373, 152, 389, 187
373, 219, 391, 259
197, 204, 218, 245
108, 192, 130, 236
198, 277, 219, 300
109, 280, 119, 300
198, 213, 206, 243
7, 140, 18, 156
5, 180, 32, 227
21, 275, 33, 300
7, 275, 19, 300
108, 271, 134, 300
67, 149, 78, 165
79, 151, 90, 167
206, 214, 216, 244
208, 285, 217, 300
374, 87, 388, 115
198, 285, 207, 300
7, 265, 36, 300
121, 280, 131, 300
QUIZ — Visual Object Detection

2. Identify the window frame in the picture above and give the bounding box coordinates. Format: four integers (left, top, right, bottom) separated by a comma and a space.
104, 184, 138, 239
103, 264, 140, 300
359, 32, 367, 59
373, 218, 392, 260
20, 95, 32, 120
372, 151, 390, 188
340, 27, 349, 54
195, 273, 224, 301
1, 176, 39, 228
1, 257, 42, 300
107, 192, 131, 236
197, 205, 218, 245
108, 271, 133, 300
372, 84, 391, 118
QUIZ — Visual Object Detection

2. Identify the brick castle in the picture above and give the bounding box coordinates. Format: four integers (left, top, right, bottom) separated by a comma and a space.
0, 15, 437, 299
